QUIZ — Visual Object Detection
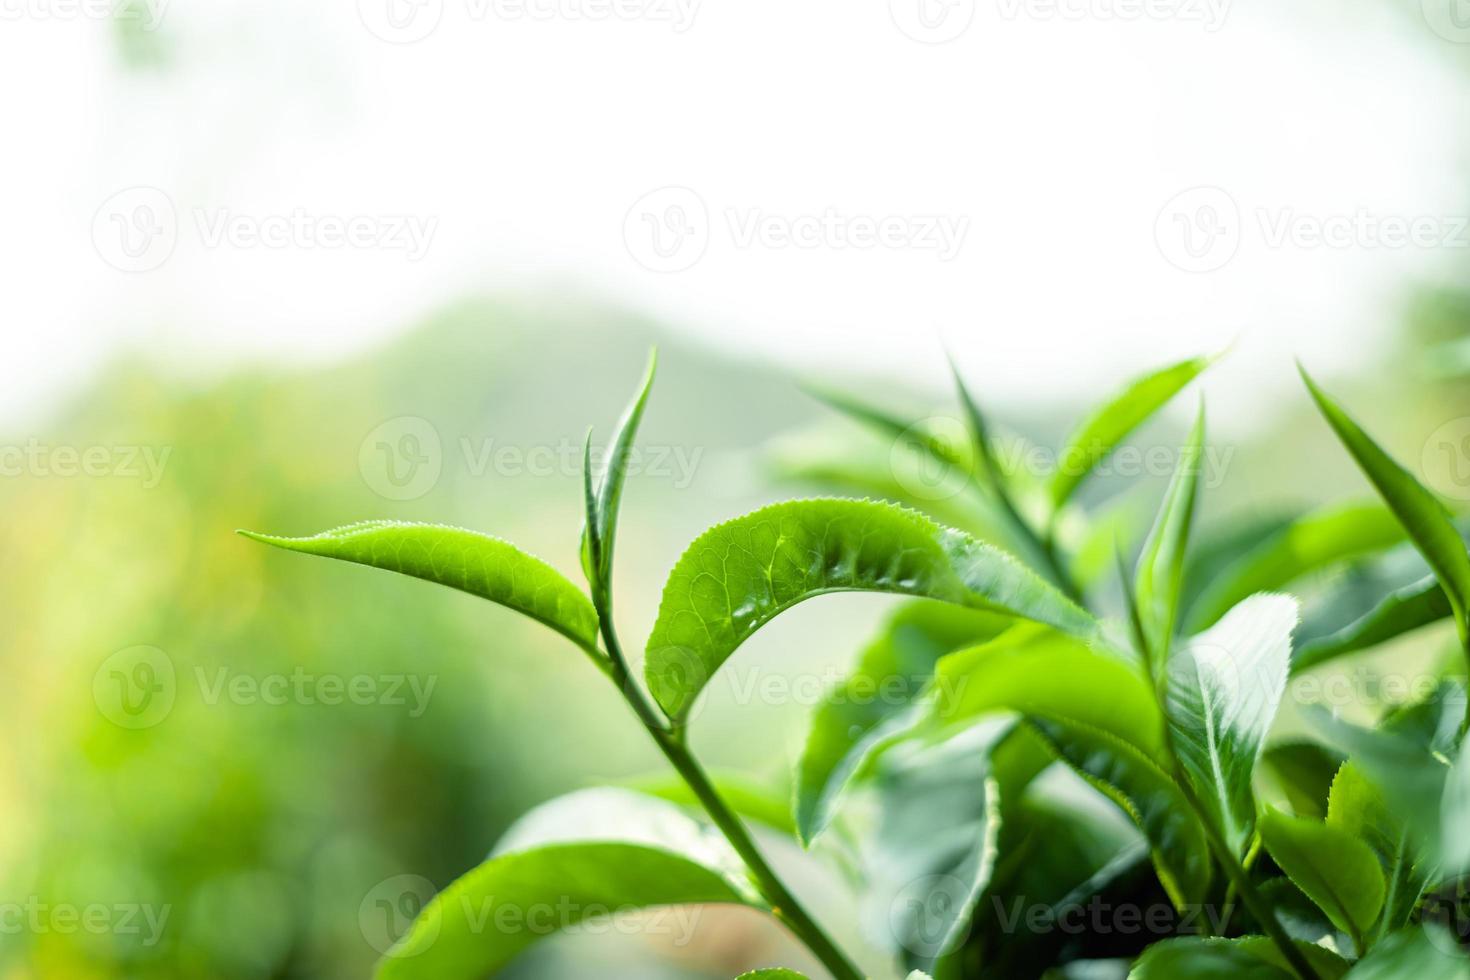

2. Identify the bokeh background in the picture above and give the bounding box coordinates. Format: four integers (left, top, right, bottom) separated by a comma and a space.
4, 1, 1470, 976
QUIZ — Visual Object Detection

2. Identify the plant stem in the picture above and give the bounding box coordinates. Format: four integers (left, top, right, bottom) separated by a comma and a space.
593, 596, 865, 980
976, 478, 1083, 604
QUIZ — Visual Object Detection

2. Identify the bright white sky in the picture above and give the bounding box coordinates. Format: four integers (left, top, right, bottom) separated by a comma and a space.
2, 0, 1468, 430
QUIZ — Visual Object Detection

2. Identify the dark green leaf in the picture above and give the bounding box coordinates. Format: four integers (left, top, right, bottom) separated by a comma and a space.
1258, 807, 1385, 950
1166, 594, 1297, 855
1301, 367, 1470, 648
644, 498, 1098, 723
1134, 405, 1205, 667
1258, 742, 1343, 820
794, 600, 1010, 844
1049, 354, 1213, 510
1129, 936, 1350, 979
240, 522, 601, 655
378, 789, 755, 979
1028, 717, 1212, 908
1185, 503, 1406, 633
1345, 927, 1470, 979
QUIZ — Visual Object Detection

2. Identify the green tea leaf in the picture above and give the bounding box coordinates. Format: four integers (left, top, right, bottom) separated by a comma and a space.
378, 789, 755, 979
1259, 807, 1385, 950
589, 350, 657, 588
1327, 761, 1430, 941
1294, 575, 1450, 673
794, 600, 1010, 844
1258, 742, 1343, 820
927, 624, 1165, 759
1049, 353, 1212, 510
1301, 367, 1470, 648
1134, 404, 1205, 667
736, 971, 809, 979
1345, 927, 1470, 979
1441, 741, 1470, 876
1129, 936, 1350, 979
240, 521, 601, 656
1166, 594, 1297, 855
1185, 503, 1406, 633
644, 498, 1098, 723
856, 727, 1003, 970
1028, 717, 1212, 908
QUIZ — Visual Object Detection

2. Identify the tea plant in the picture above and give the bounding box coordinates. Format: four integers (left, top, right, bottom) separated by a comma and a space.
244, 351, 1470, 979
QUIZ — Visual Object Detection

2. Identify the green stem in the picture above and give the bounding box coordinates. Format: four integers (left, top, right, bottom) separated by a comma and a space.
593, 596, 865, 980
978, 478, 1083, 604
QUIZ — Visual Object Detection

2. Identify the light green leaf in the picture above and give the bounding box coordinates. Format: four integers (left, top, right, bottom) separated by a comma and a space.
1301, 367, 1470, 649
1346, 927, 1470, 979
1134, 404, 1205, 667
1327, 761, 1430, 941
378, 789, 755, 979
240, 521, 600, 655
856, 726, 1003, 970
1259, 807, 1385, 951
794, 600, 1010, 844
1028, 717, 1212, 908
1049, 353, 1213, 510
1129, 936, 1350, 979
625, 771, 796, 837
1294, 575, 1450, 673
1442, 741, 1470, 876
1185, 503, 1406, 633
1165, 594, 1297, 855
927, 624, 1164, 759
736, 971, 809, 979
586, 349, 657, 589
644, 498, 1098, 723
